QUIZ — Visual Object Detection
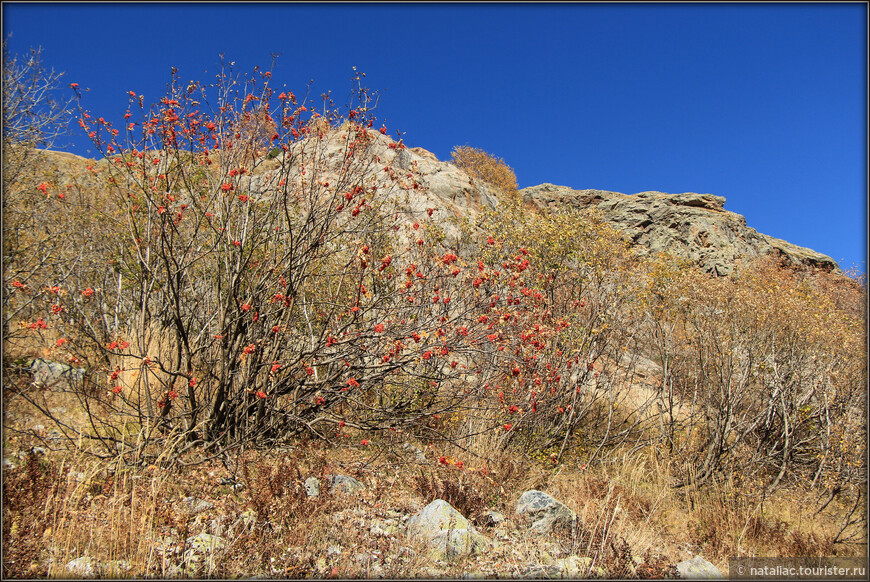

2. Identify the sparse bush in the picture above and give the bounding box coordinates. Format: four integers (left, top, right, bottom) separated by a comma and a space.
2, 40, 75, 365
450, 145, 518, 194
642, 255, 865, 494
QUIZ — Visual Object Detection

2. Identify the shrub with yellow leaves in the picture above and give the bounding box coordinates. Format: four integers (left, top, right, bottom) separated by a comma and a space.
450, 145, 518, 195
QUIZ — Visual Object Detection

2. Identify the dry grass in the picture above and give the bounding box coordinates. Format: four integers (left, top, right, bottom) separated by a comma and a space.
4, 377, 862, 580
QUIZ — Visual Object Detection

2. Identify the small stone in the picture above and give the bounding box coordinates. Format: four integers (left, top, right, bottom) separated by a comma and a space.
475, 510, 506, 527
329, 474, 365, 494
304, 476, 321, 497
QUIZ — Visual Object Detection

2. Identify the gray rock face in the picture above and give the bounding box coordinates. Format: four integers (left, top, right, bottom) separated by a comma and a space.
515, 490, 577, 534
405, 499, 491, 561
675, 555, 724, 579
520, 184, 839, 276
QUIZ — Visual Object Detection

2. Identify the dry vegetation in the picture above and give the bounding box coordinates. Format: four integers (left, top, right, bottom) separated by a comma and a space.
3, 54, 866, 578
450, 145, 519, 196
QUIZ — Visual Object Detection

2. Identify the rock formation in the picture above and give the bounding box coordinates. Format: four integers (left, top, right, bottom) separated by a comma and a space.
260, 130, 841, 277
37, 130, 840, 278
519, 184, 839, 276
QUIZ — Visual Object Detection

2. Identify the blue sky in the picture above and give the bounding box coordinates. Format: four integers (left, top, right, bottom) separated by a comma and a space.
3, 2, 866, 273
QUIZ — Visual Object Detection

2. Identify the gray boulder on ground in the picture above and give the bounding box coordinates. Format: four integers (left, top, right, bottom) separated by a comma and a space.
405, 499, 491, 561
515, 490, 577, 534
304, 474, 365, 497
675, 555, 724, 579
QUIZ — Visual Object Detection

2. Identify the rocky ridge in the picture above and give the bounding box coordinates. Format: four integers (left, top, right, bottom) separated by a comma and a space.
519, 183, 839, 276
40, 131, 838, 277
247, 131, 840, 277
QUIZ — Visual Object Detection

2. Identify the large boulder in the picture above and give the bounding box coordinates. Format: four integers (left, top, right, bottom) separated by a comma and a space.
405, 499, 491, 561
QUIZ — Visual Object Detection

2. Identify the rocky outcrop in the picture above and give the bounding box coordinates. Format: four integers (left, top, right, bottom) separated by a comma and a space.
290, 132, 839, 276
520, 184, 839, 276
39, 133, 839, 278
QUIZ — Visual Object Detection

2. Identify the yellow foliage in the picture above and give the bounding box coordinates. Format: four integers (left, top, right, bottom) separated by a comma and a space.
450, 145, 518, 194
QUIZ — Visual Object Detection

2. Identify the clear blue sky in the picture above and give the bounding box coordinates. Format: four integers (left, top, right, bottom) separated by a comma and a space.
3, 2, 866, 273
